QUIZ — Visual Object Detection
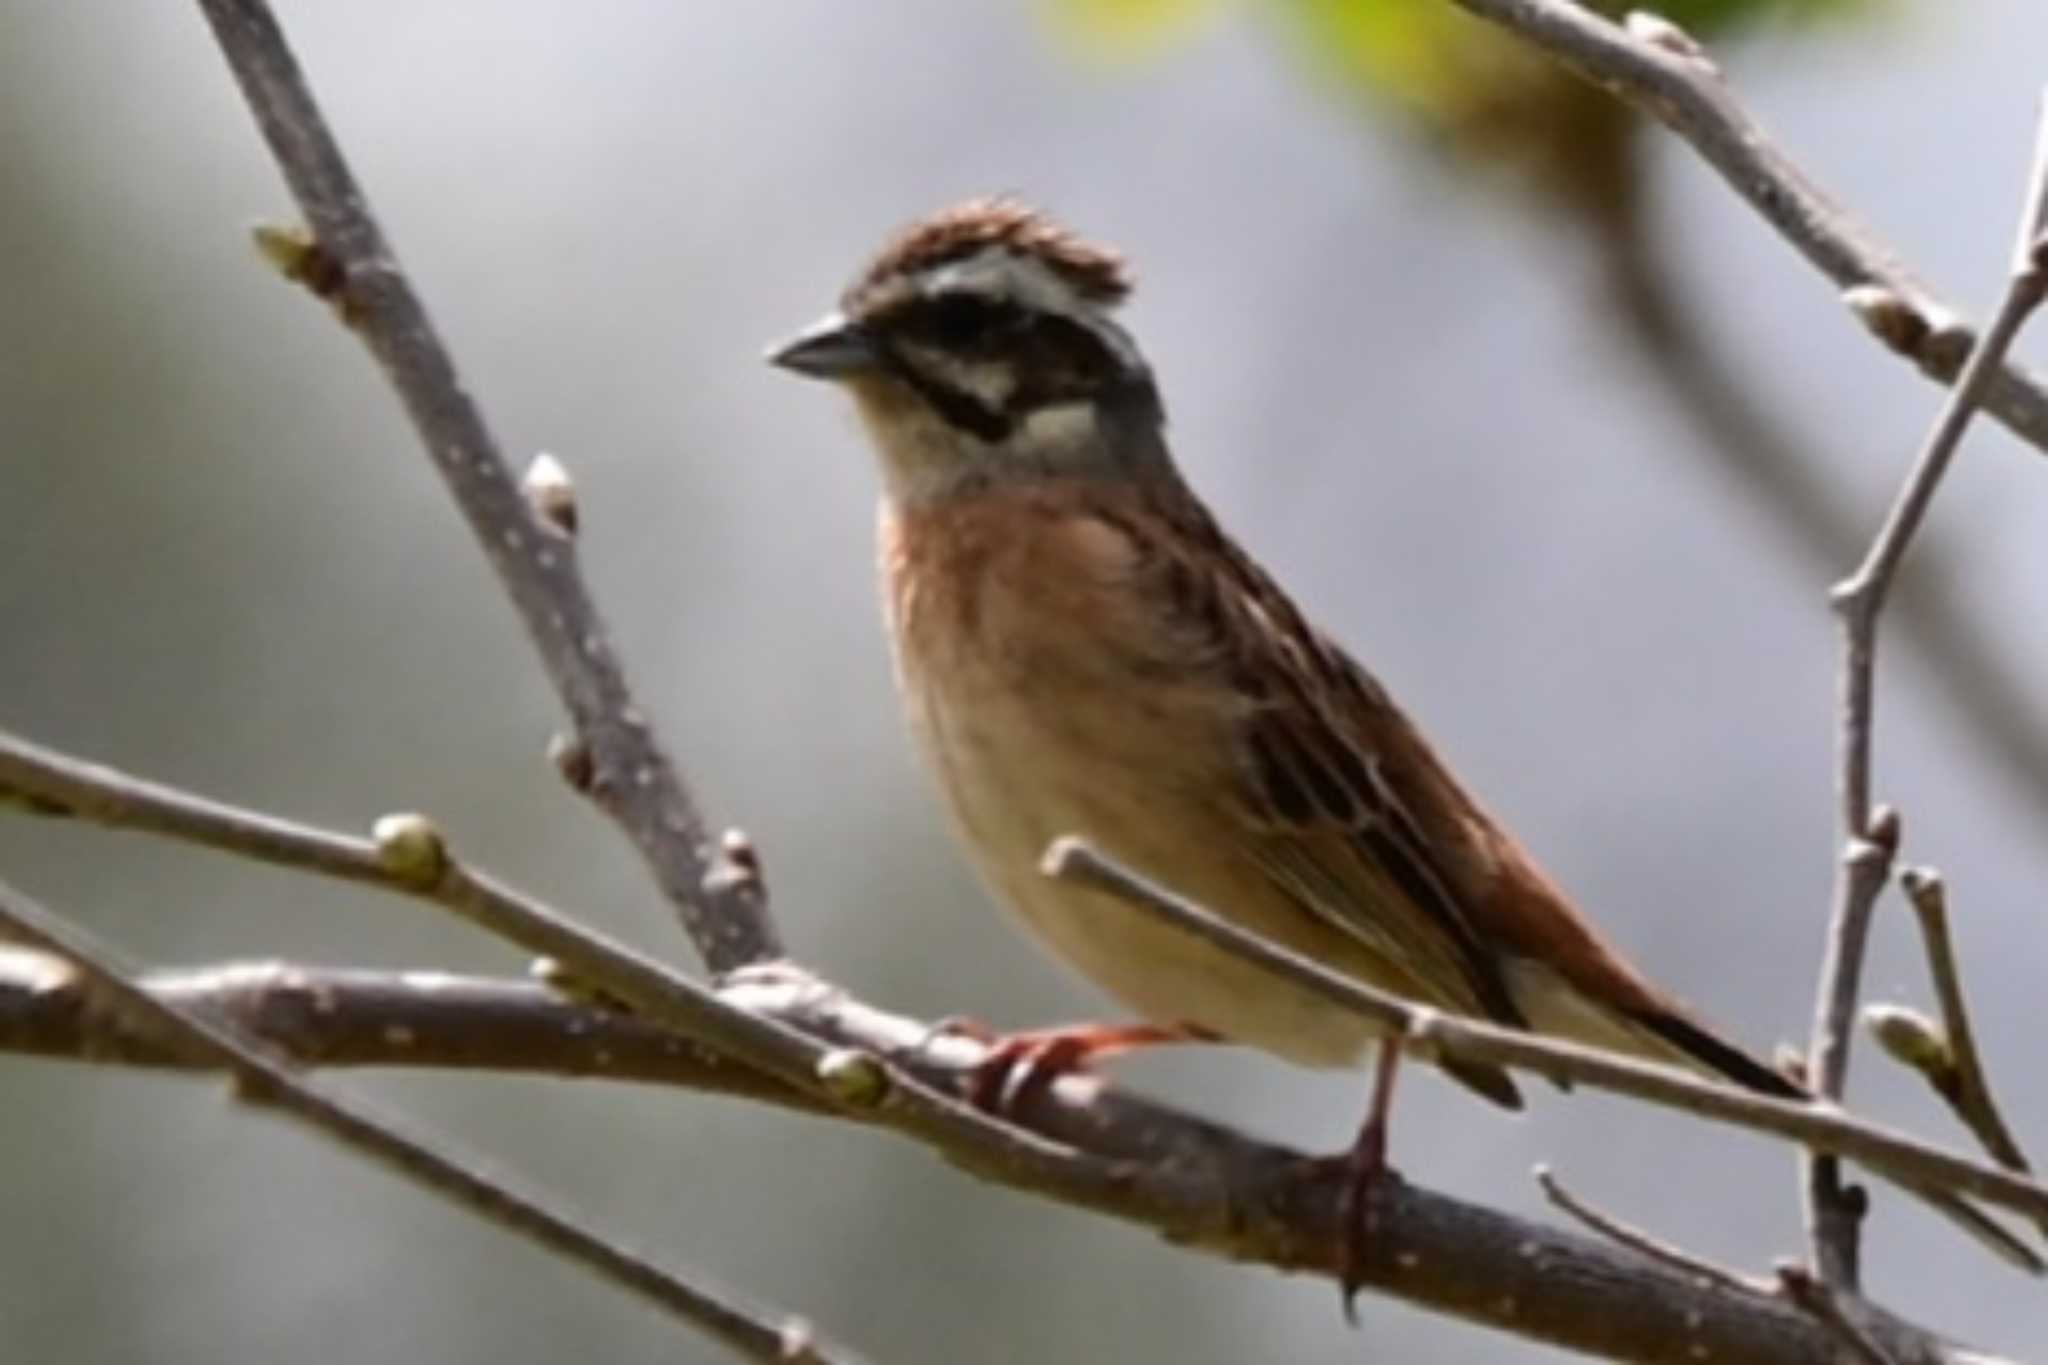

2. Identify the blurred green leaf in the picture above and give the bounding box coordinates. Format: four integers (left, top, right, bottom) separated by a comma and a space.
1283, 0, 1875, 125
1044, 0, 1220, 59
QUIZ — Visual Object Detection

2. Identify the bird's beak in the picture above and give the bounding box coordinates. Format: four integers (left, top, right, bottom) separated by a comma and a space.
765, 312, 880, 380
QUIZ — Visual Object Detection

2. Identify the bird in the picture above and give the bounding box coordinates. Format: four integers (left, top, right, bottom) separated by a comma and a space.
763, 198, 2017, 1298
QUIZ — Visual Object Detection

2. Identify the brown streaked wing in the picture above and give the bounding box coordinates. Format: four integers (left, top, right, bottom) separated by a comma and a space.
1141, 486, 1527, 1034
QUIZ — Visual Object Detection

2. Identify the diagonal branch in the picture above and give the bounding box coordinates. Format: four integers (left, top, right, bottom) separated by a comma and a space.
0, 884, 858, 1365
0, 730, 1203, 1232
2, 733, 2034, 1356
192, 0, 775, 974
0, 944, 2002, 1365
1804, 91, 2048, 1287
1890, 868, 2036, 1183
1443, 0, 2048, 457
9, 732, 2047, 1245
1041, 837, 2048, 1254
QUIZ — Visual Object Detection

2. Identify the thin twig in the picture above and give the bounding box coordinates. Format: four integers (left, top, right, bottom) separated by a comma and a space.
1803, 90, 2048, 1286
191, 0, 776, 973
0, 730, 1206, 1233
1775, 1262, 1899, 1365
0, 880, 858, 1365
1603, 210, 2048, 841
1534, 1165, 1771, 1299
1041, 837, 2048, 1241
1803, 813, 1897, 1290
1896, 868, 2035, 1180
1443, 0, 2048, 457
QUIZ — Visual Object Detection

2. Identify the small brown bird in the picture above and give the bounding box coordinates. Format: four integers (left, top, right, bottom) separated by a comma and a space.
770, 196, 1794, 1096
768, 198, 1823, 1291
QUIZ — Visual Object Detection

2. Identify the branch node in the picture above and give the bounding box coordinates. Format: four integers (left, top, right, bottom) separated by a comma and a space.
1897, 864, 2040, 1188
718, 828, 764, 881
250, 221, 359, 325
1621, 11, 1712, 67
1826, 575, 1866, 616
814, 1047, 891, 1108
547, 732, 595, 794
1841, 283, 1930, 357
1864, 1003, 1952, 1080
1897, 863, 1941, 900
370, 813, 449, 888
521, 452, 579, 538
0, 945, 79, 996
1773, 1260, 1897, 1365
527, 955, 632, 1014
704, 828, 767, 908
777, 1318, 818, 1363
1535, 1164, 1768, 1297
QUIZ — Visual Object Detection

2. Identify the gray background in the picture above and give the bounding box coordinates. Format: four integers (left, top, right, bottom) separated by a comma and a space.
3, 2, 2046, 1361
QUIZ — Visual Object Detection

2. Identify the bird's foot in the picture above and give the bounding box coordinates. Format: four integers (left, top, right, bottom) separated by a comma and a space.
1334, 1035, 1405, 1324
943, 1020, 1215, 1113
1333, 1114, 1401, 1325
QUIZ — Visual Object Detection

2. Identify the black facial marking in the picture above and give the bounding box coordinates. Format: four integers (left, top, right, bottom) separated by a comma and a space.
883, 352, 1014, 442
870, 286, 1155, 444
901, 293, 1027, 351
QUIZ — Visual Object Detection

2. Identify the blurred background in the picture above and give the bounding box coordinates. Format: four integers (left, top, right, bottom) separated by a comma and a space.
4, 1, 2047, 1360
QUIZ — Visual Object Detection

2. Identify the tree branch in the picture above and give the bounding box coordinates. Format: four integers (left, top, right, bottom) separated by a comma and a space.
192, 0, 777, 973
0, 952, 819, 1109
0, 943, 2002, 1365
0, 731, 1202, 1234
1805, 91, 2048, 1286
1041, 837, 2047, 1250
0, 885, 855, 1365
1443, 0, 2048, 457
12, 733, 2048, 1243
1891, 868, 2035, 1183
19, 3, 2014, 1358
2, 733, 2028, 1358
1534, 1164, 1771, 1299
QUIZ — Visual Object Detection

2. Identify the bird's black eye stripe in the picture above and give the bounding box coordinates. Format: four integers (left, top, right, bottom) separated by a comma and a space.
903, 292, 1026, 348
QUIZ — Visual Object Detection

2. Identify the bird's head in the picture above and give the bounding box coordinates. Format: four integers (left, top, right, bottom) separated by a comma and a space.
768, 199, 1166, 500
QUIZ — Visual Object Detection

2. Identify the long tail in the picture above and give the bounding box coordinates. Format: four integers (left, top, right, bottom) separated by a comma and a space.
1625, 1005, 2042, 1272
1623, 1006, 1803, 1098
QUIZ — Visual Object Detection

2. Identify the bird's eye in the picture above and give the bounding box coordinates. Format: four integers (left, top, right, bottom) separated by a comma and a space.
918, 293, 1020, 348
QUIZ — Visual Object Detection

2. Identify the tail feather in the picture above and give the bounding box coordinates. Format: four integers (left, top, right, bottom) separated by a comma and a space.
1623, 1007, 2045, 1273
1623, 1007, 1804, 1099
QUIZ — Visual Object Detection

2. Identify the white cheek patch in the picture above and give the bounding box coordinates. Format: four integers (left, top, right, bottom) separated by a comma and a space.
899, 343, 1015, 410
1011, 399, 1099, 455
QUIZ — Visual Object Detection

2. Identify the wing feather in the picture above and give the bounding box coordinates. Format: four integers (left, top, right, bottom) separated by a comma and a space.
1145, 492, 1526, 1031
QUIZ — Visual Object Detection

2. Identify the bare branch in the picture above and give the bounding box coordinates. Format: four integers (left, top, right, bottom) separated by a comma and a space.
0, 946, 2000, 1364
0, 884, 858, 1365
1443, 0, 2048, 456
1534, 1165, 1771, 1298
1041, 836, 2048, 1244
1805, 91, 2048, 1285
0, 729, 1213, 1236
16, 3, 2016, 1358
3, 734, 2028, 1357
0, 953, 819, 1109
14, 732, 2048, 1241
192, 0, 776, 972
1894, 868, 2036, 1183
1776, 1262, 1899, 1365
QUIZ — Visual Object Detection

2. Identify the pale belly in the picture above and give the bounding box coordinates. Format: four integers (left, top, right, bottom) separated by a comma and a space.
902, 662, 1389, 1069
